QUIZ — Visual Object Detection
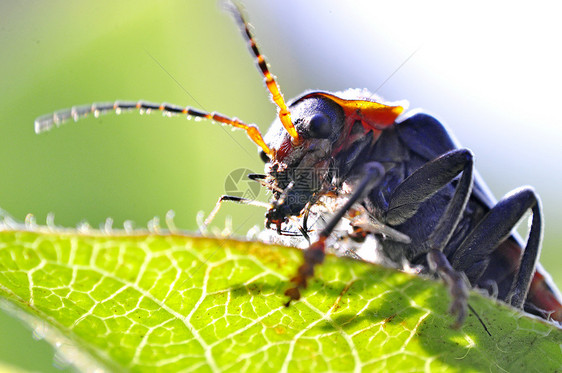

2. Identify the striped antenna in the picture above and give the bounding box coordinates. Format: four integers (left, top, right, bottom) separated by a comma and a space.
34, 101, 273, 157
228, 2, 301, 144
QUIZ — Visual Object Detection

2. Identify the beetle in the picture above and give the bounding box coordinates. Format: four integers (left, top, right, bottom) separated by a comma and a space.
34, 3, 562, 327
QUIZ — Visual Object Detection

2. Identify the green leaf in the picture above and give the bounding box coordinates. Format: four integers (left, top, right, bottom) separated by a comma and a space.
0, 228, 560, 372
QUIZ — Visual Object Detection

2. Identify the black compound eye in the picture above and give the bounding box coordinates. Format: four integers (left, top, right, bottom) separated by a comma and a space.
259, 149, 270, 163
308, 113, 332, 139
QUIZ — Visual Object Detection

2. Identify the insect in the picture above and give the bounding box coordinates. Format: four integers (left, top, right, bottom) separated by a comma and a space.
34, 3, 562, 327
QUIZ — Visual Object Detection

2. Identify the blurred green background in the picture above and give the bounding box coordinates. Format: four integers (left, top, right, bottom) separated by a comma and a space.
1, 1, 560, 371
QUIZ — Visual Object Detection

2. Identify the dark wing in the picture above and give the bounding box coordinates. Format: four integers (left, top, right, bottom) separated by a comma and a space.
397, 111, 562, 321
396, 111, 497, 208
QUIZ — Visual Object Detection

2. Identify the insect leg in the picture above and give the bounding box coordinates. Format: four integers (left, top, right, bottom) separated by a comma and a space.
385, 149, 474, 325
284, 162, 385, 305
203, 195, 271, 229
427, 249, 469, 328
350, 207, 411, 244
451, 188, 542, 308
386, 149, 473, 229
247, 173, 284, 193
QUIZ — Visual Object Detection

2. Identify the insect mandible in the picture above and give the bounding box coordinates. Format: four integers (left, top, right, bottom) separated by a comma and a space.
34, 3, 562, 327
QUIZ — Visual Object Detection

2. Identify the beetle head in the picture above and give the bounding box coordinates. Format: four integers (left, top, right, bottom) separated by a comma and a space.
261, 90, 405, 229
